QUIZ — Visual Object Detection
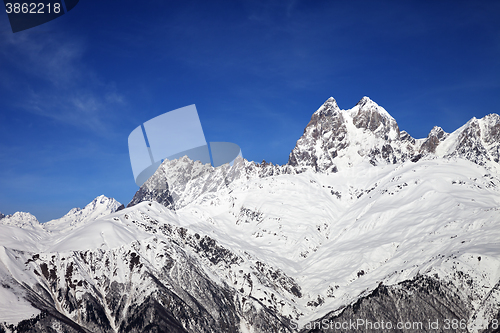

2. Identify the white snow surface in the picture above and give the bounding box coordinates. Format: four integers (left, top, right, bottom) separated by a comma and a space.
1, 158, 499, 329
0, 195, 123, 253
44, 194, 122, 233
0, 211, 41, 230
1, 97, 499, 329
0, 246, 41, 325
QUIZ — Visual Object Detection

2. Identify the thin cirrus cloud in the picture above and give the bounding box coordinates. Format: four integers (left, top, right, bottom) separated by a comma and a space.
1, 31, 84, 86
0, 31, 125, 134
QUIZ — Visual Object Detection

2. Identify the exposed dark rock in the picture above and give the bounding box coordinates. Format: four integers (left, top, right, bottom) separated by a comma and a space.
127, 181, 175, 209
4, 232, 297, 333
300, 275, 473, 333
420, 126, 448, 154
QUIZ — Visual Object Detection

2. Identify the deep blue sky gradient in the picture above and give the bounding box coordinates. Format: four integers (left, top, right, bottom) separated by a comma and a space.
0, 0, 499, 221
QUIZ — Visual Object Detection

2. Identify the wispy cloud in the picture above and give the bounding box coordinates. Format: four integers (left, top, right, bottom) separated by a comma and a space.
1, 32, 83, 85
0, 31, 125, 133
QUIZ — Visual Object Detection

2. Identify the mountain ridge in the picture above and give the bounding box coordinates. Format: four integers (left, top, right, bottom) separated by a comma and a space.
129, 97, 500, 210
1, 96, 499, 333
288, 96, 500, 174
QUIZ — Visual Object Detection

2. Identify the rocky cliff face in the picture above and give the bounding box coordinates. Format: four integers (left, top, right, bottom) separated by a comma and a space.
446, 115, 500, 167
300, 275, 473, 333
127, 155, 296, 210
288, 97, 408, 172
288, 97, 500, 175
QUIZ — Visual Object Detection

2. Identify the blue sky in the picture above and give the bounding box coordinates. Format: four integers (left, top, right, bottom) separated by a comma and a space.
0, 0, 499, 222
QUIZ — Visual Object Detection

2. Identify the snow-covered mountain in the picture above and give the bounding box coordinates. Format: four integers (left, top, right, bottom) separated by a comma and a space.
0, 195, 123, 253
129, 97, 500, 215
43, 195, 123, 234
289, 96, 500, 174
1, 97, 499, 333
289, 97, 404, 172
0, 211, 41, 230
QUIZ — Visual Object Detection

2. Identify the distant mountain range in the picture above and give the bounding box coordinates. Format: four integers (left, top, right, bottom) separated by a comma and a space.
1, 97, 499, 333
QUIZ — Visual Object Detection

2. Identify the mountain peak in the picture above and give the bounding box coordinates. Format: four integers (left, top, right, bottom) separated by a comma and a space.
419, 126, 449, 154
90, 194, 119, 207
483, 113, 500, 124
0, 211, 41, 230
313, 97, 340, 117
288, 96, 498, 173
355, 96, 394, 120
288, 97, 403, 172
43, 195, 122, 232
428, 126, 448, 139
356, 96, 374, 105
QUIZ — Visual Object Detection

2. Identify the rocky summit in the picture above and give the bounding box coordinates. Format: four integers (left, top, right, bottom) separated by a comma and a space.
1, 97, 499, 333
